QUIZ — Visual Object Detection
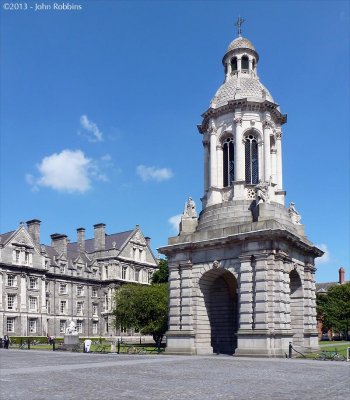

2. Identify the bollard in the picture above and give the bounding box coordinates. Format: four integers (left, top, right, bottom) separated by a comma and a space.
288, 342, 292, 358
28, 339, 30, 350
117, 339, 120, 354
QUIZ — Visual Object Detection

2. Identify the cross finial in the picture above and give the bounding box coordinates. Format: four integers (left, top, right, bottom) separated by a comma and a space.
235, 16, 245, 37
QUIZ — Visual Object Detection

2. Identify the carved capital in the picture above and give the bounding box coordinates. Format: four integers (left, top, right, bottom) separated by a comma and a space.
276, 130, 282, 139
234, 117, 242, 127
41, 275, 46, 281
208, 127, 216, 135
262, 120, 274, 129
212, 260, 221, 269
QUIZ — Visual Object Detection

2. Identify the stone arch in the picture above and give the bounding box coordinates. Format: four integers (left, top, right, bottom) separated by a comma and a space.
289, 269, 304, 346
242, 128, 262, 144
197, 268, 238, 355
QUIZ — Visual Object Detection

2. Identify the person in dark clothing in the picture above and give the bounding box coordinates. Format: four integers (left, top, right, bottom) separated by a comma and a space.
3, 335, 10, 349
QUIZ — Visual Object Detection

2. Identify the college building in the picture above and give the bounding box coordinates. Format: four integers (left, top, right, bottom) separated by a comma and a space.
0, 219, 158, 337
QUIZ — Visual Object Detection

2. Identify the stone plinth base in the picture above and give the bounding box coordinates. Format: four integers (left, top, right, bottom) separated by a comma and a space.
165, 330, 196, 355
234, 330, 292, 358
63, 334, 79, 351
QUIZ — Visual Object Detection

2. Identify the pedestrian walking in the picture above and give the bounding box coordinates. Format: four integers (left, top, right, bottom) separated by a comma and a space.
3, 334, 11, 349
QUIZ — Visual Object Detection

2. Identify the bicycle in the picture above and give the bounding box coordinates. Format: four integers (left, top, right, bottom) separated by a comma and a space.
315, 351, 346, 361
123, 343, 147, 355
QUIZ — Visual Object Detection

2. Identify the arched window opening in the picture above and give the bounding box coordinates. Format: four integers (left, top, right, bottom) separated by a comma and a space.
231, 57, 237, 72
241, 56, 249, 70
223, 138, 235, 187
245, 134, 259, 184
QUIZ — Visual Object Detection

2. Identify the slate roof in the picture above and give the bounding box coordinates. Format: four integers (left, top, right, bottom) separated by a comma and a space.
0, 230, 16, 244
316, 282, 339, 293
68, 230, 134, 253
210, 75, 274, 109
226, 36, 256, 53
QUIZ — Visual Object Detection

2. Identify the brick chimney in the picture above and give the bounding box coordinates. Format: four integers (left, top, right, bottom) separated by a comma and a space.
339, 267, 345, 284
77, 227, 85, 251
94, 223, 106, 251
27, 219, 41, 247
51, 234, 68, 256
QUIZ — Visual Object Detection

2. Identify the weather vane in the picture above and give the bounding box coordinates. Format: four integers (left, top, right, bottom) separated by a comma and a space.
235, 16, 245, 37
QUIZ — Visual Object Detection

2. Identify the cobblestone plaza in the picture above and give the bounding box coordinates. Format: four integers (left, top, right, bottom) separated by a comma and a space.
1, 350, 349, 399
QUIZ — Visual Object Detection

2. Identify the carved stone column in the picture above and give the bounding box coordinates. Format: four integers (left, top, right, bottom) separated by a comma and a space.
165, 261, 195, 355
203, 140, 210, 192
209, 127, 217, 187
238, 254, 253, 330
276, 129, 283, 190
217, 144, 223, 188
234, 116, 244, 181
263, 120, 272, 182
252, 254, 269, 331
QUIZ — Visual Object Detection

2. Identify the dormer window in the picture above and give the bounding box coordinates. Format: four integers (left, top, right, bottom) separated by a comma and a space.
241, 56, 249, 70
231, 57, 237, 72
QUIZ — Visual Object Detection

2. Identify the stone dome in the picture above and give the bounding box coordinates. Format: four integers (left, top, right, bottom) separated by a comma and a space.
227, 36, 256, 53
210, 74, 274, 109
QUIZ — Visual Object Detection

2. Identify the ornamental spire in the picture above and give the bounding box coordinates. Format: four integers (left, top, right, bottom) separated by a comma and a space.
235, 16, 245, 37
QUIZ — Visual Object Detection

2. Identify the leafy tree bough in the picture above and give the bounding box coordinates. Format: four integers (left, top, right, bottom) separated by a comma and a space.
113, 283, 168, 347
317, 282, 350, 339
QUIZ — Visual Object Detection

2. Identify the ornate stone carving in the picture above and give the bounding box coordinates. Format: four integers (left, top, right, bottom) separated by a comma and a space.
276, 130, 282, 139
288, 202, 302, 225
183, 197, 197, 218
66, 320, 78, 335
212, 260, 220, 269
234, 117, 242, 126
263, 120, 274, 129
255, 178, 271, 204
222, 188, 234, 202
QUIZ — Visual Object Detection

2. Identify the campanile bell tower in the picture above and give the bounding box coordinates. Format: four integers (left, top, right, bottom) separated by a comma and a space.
159, 20, 323, 357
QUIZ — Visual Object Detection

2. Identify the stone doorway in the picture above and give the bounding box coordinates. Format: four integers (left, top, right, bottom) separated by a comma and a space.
199, 269, 238, 355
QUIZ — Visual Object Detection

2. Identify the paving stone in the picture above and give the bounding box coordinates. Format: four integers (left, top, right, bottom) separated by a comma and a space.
0, 349, 349, 400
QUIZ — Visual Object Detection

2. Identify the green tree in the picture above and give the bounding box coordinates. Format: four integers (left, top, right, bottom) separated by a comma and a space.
317, 283, 350, 339
113, 283, 168, 346
151, 259, 169, 283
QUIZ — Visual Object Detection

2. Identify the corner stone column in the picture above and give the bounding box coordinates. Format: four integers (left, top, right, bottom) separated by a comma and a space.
276, 130, 283, 190
263, 120, 272, 182
209, 128, 218, 187
203, 140, 210, 192
165, 261, 195, 355
303, 264, 319, 349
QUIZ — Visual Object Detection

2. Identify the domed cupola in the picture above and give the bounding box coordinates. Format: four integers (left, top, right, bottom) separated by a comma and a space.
210, 20, 274, 108
197, 17, 287, 212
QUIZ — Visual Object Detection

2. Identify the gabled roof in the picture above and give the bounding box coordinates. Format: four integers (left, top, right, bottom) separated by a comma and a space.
316, 282, 339, 293
68, 230, 134, 253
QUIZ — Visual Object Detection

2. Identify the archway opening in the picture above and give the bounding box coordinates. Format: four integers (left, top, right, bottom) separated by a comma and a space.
199, 269, 238, 355
289, 270, 304, 346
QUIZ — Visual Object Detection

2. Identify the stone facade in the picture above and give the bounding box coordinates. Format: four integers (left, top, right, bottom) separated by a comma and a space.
0, 220, 158, 337
159, 31, 323, 357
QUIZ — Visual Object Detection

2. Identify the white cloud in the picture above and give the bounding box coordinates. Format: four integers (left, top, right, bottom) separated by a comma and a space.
168, 214, 182, 233
79, 115, 103, 142
136, 165, 173, 182
27, 149, 105, 193
316, 244, 331, 265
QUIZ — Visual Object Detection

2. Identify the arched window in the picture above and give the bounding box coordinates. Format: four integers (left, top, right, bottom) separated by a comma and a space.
223, 137, 234, 187
245, 134, 259, 184
231, 57, 237, 72
241, 56, 249, 70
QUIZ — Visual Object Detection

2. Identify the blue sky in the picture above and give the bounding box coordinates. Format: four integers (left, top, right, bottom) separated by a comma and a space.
1, 0, 349, 283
